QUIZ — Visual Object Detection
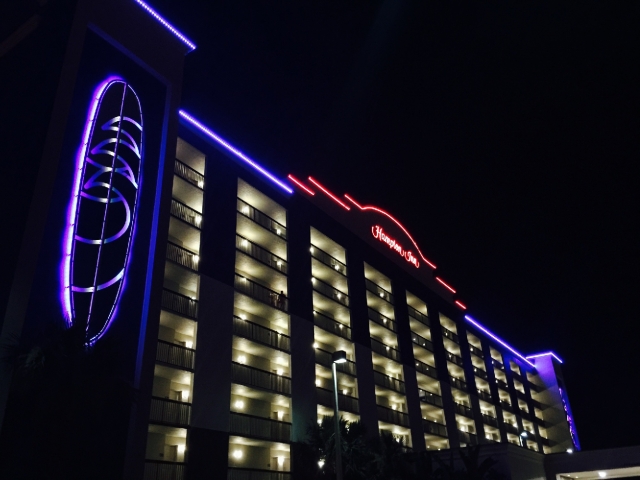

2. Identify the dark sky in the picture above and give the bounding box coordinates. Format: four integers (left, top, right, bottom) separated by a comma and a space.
156, 0, 640, 450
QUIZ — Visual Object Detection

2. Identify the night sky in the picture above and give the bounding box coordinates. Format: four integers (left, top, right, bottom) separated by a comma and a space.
155, 0, 640, 450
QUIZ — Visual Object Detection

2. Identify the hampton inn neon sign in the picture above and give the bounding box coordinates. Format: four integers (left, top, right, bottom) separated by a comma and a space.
372, 225, 419, 268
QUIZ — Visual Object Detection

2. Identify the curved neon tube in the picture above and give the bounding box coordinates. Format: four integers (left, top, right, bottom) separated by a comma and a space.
308, 177, 350, 210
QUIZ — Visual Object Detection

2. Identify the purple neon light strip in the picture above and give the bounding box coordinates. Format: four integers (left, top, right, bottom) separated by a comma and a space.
178, 110, 293, 194
526, 351, 564, 364
134, 0, 196, 51
464, 315, 536, 368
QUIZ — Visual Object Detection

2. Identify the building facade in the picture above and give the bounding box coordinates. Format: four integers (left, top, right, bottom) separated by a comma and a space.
0, 0, 579, 479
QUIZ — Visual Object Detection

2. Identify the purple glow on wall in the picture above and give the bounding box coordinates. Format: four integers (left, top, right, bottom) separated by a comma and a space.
61, 76, 143, 344
134, 0, 196, 51
178, 110, 293, 194
464, 315, 536, 368
559, 387, 581, 450
526, 351, 564, 364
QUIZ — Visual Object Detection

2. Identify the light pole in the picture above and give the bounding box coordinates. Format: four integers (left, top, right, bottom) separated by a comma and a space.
332, 350, 347, 480
519, 431, 528, 447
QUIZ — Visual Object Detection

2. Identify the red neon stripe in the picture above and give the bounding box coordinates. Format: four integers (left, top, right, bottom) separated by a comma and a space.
287, 174, 315, 195
343, 193, 436, 269
435, 277, 456, 294
308, 177, 350, 210
455, 300, 467, 310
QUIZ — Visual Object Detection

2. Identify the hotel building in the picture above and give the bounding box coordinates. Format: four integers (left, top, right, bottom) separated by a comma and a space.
0, 0, 580, 478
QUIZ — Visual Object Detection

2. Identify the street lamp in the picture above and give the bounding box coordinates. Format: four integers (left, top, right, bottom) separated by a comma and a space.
519, 431, 528, 447
331, 350, 347, 480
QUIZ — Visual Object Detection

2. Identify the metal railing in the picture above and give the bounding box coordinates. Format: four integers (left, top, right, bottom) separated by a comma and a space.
446, 352, 464, 367
414, 359, 438, 379
477, 390, 493, 402
469, 344, 484, 358
449, 376, 467, 392
232, 316, 290, 352
170, 198, 202, 229
411, 332, 433, 352
316, 387, 360, 413
473, 368, 488, 380
441, 327, 459, 343
315, 349, 357, 376
236, 235, 288, 275
495, 378, 509, 390
237, 198, 287, 239
419, 389, 443, 407
407, 306, 429, 326
235, 275, 288, 312
364, 279, 394, 304
228, 468, 291, 480
310, 244, 347, 276
174, 159, 204, 189
423, 419, 448, 437
377, 405, 410, 427
500, 400, 513, 412
312, 278, 349, 307
502, 421, 519, 435
482, 414, 498, 428
368, 308, 396, 332
458, 430, 478, 446
150, 397, 191, 426
231, 362, 291, 395
370, 338, 401, 362
166, 241, 199, 271
156, 339, 195, 370
313, 311, 351, 340
229, 412, 291, 442
454, 402, 474, 418
373, 371, 405, 394
144, 461, 186, 480
162, 289, 198, 319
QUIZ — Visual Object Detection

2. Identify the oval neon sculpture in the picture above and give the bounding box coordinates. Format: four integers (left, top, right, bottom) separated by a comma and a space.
61, 76, 143, 344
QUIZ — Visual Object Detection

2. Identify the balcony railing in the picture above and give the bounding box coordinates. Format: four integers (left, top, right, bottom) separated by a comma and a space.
150, 397, 191, 426
233, 316, 290, 352
377, 405, 410, 427
229, 412, 291, 442
477, 390, 493, 402
370, 338, 400, 362
310, 244, 347, 276
365, 279, 394, 304
156, 339, 195, 370
411, 332, 433, 352
144, 461, 186, 480
495, 378, 509, 390
235, 275, 288, 312
162, 289, 198, 319
423, 419, 448, 437
368, 308, 397, 332
414, 359, 438, 379
515, 389, 528, 400
313, 311, 351, 340
492, 360, 505, 371
237, 198, 287, 239
502, 421, 519, 435
458, 430, 478, 446
312, 278, 349, 307
469, 344, 484, 358
407, 306, 429, 326
373, 371, 405, 394
454, 403, 474, 418
482, 414, 498, 428
441, 327, 459, 343
231, 362, 291, 395
419, 389, 443, 407
450, 376, 467, 392
170, 198, 202, 229
446, 352, 464, 367
236, 235, 288, 275
228, 468, 291, 480
315, 349, 357, 376
473, 368, 488, 380
166, 241, 199, 271
174, 159, 204, 189
500, 400, 512, 412
316, 387, 360, 414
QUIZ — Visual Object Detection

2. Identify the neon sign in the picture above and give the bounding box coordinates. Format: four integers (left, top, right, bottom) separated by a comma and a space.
61, 76, 143, 344
372, 225, 419, 268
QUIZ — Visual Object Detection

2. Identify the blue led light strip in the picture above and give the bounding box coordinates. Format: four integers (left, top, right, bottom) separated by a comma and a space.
526, 351, 564, 364
134, 0, 196, 51
178, 110, 293, 194
464, 315, 536, 368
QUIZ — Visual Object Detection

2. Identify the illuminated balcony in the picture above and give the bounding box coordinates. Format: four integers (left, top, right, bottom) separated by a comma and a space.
477, 389, 493, 403
311, 277, 349, 307
423, 419, 448, 438
237, 235, 288, 276
174, 159, 204, 190
373, 371, 405, 394
365, 279, 394, 305
407, 305, 429, 327
454, 403, 474, 419
235, 275, 288, 312
502, 421, 519, 435
315, 348, 357, 376
316, 387, 360, 415
228, 437, 290, 477
449, 376, 467, 392
149, 397, 191, 427
162, 289, 198, 319
495, 378, 509, 390
458, 430, 478, 446
313, 311, 351, 340
500, 400, 513, 412
370, 338, 401, 363
414, 359, 438, 379
229, 412, 291, 443
146, 425, 187, 464
166, 241, 199, 272
171, 198, 202, 229
231, 362, 291, 396
474, 368, 488, 380
446, 352, 464, 367
441, 327, 458, 343
228, 469, 290, 480
156, 340, 195, 370
310, 244, 347, 276
419, 389, 443, 407
411, 332, 433, 352
482, 413, 498, 428
368, 308, 397, 333
377, 405, 410, 427
233, 316, 290, 352
237, 198, 287, 239
144, 460, 185, 480
469, 344, 484, 358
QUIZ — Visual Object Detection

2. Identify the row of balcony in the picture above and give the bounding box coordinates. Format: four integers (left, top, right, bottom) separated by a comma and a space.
407, 306, 429, 326
237, 235, 288, 274
310, 244, 347, 276
238, 198, 287, 239
314, 311, 351, 340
